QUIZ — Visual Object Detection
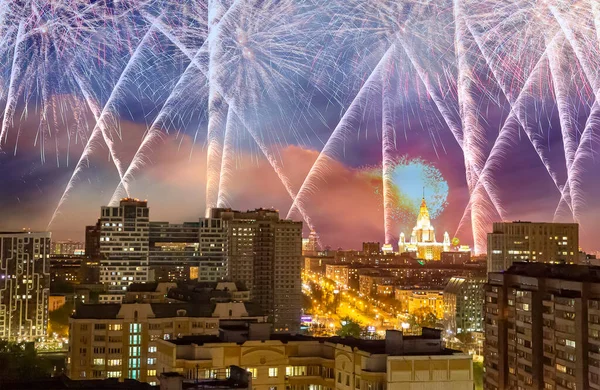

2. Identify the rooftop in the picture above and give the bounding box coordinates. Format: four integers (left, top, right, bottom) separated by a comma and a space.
167, 328, 459, 356
500, 262, 600, 283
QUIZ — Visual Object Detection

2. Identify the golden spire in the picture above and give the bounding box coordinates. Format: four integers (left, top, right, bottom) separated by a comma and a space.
416, 196, 431, 228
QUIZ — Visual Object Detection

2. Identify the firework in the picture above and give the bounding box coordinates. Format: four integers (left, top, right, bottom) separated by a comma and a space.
0, 0, 595, 253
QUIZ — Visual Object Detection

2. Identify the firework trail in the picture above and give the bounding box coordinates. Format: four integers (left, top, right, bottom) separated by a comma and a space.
381, 53, 397, 246
144, 5, 317, 230
205, 0, 231, 215
217, 105, 239, 208
287, 45, 395, 221
48, 23, 158, 227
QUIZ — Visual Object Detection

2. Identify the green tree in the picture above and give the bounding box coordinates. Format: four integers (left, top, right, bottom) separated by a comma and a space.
336, 317, 362, 338
48, 301, 74, 337
0, 341, 52, 381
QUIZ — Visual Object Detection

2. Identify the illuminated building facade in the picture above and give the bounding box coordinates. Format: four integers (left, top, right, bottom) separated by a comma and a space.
67, 301, 266, 383
443, 276, 485, 335
0, 231, 50, 341
156, 326, 474, 390
149, 221, 200, 282
398, 198, 450, 261
99, 198, 150, 293
487, 221, 579, 273
395, 288, 445, 319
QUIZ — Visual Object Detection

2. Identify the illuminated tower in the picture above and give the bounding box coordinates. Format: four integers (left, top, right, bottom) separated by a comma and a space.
398, 196, 450, 261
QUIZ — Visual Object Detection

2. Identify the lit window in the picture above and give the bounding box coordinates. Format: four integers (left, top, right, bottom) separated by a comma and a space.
566, 339, 576, 348
247, 368, 257, 378
148, 369, 157, 377
147, 358, 156, 365
93, 358, 105, 366
269, 367, 278, 377
107, 371, 121, 378
148, 346, 157, 353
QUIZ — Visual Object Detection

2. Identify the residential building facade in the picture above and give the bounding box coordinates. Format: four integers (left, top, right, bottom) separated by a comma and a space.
484, 262, 600, 390
67, 301, 266, 384
443, 276, 485, 335
99, 198, 150, 292
487, 221, 579, 273
0, 231, 51, 341
156, 326, 474, 390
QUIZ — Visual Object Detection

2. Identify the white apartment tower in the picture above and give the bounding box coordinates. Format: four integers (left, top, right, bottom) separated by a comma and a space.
198, 210, 228, 282
99, 198, 150, 292
0, 231, 51, 341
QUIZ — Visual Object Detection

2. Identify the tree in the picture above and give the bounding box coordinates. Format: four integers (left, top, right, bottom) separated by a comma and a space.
336, 317, 362, 338
0, 341, 52, 381
48, 301, 74, 337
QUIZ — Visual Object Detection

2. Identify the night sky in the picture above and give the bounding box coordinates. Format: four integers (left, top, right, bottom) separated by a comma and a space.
1, 1, 599, 253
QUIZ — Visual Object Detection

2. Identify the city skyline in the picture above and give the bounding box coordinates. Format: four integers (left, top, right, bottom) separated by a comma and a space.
1, 1, 600, 254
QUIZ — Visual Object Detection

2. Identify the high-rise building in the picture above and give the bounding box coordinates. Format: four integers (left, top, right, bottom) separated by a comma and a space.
398, 197, 451, 260
484, 262, 600, 390
0, 231, 51, 341
99, 198, 150, 293
212, 208, 302, 333
85, 221, 101, 260
443, 275, 485, 335
487, 221, 579, 273
149, 222, 200, 282
51, 239, 85, 255
198, 209, 228, 282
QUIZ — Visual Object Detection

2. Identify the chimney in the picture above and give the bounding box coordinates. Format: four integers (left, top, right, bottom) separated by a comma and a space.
385, 329, 404, 354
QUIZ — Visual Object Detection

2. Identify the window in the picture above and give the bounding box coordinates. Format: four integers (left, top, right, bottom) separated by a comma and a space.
108, 359, 122, 366
95, 324, 107, 330
246, 368, 257, 378
109, 324, 122, 331
129, 358, 140, 369
129, 335, 141, 345
148, 369, 157, 377
129, 323, 141, 334
338, 373, 342, 383
356, 377, 361, 389
346, 375, 350, 386
556, 364, 567, 373
147, 358, 156, 365
128, 370, 139, 380
164, 334, 171, 340
129, 347, 141, 357
93, 358, 105, 365
565, 339, 576, 348
269, 367, 278, 377
148, 346, 157, 353
107, 371, 121, 378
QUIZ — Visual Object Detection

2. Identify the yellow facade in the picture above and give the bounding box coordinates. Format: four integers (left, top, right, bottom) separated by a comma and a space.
395, 289, 445, 319
398, 198, 450, 261
67, 302, 265, 384
155, 336, 474, 390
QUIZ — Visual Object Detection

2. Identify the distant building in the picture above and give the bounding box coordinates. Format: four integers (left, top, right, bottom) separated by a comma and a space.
156, 327, 474, 390
0, 231, 51, 341
85, 222, 101, 261
303, 254, 334, 274
358, 273, 395, 297
67, 301, 266, 383
443, 276, 485, 335
149, 222, 200, 282
199, 210, 228, 282
49, 294, 67, 312
325, 263, 350, 288
484, 262, 600, 390
487, 221, 579, 273
440, 251, 471, 264
362, 242, 381, 255
398, 197, 450, 261
395, 288, 445, 319
52, 239, 85, 255
99, 198, 150, 292
302, 230, 321, 254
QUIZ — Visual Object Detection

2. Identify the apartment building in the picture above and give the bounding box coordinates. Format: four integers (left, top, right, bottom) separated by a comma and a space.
99, 198, 150, 292
395, 288, 445, 319
149, 221, 200, 282
67, 301, 266, 384
325, 264, 350, 288
487, 221, 579, 273
443, 276, 485, 335
484, 262, 600, 390
0, 231, 51, 341
156, 325, 474, 390
358, 273, 395, 297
